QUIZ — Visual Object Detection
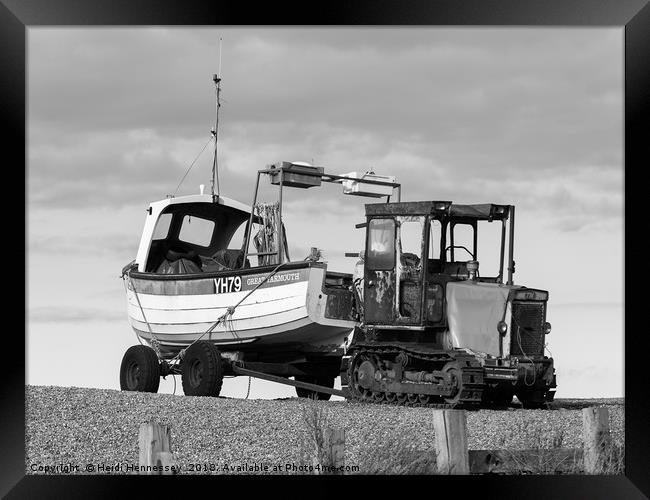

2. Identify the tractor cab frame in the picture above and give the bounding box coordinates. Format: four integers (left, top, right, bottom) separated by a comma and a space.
362, 201, 514, 334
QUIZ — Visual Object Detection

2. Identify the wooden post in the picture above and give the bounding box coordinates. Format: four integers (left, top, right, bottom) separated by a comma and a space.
313, 428, 345, 475
325, 428, 345, 475
583, 407, 611, 474
139, 422, 175, 475
433, 410, 470, 474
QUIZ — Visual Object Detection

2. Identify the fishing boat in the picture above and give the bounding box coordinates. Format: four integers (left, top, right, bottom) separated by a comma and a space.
119, 73, 400, 398
121, 191, 360, 359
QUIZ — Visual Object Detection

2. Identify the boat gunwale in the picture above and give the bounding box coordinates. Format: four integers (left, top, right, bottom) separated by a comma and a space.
128, 260, 327, 282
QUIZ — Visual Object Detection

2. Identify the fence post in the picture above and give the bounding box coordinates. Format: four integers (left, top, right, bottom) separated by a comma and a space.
326, 428, 345, 475
583, 407, 610, 474
139, 421, 175, 475
313, 427, 345, 475
432, 409, 469, 474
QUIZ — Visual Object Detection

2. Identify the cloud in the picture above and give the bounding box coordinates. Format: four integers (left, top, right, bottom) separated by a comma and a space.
29, 233, 138, 258
26, 28, 623, 252
28, 27, 621, 167
28, 306, 124, 324
28, 125, 220, 207
27, 205, 147, 264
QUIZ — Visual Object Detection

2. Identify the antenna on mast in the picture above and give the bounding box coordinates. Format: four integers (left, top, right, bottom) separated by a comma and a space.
211, 37, 223, 202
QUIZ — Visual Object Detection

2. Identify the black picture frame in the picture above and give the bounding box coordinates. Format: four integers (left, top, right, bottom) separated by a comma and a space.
3, 0, 648, 498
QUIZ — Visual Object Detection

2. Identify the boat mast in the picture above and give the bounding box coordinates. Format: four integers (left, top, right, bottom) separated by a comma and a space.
211, 38, 223, 202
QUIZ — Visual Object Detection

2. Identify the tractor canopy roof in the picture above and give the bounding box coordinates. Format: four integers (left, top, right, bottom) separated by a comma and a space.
365, 201, 510, 221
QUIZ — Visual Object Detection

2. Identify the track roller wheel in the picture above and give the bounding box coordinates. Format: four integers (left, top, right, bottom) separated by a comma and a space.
360, 389, 373, 401
407, 394, 419, 405
120, 345, 160, 393
181, 341, 224, 397
372, 392, 385, 403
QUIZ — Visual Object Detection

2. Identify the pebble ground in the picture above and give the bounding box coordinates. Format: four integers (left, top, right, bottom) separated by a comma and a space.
25, 385, 624, 475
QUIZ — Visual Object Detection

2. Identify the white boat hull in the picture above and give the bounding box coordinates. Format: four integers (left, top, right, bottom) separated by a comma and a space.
125, 263, 357, 360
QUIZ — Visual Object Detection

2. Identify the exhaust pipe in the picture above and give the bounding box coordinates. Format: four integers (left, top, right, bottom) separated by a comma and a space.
467, 260, 479, 281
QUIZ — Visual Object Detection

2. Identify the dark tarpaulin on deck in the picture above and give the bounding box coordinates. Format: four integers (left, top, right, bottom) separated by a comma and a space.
156, 258, 203, 274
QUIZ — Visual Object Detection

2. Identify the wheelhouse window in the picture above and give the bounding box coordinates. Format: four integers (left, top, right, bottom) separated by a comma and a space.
152, 213, 172, 240
367, 218, 395, 270
178, 215, 215, 247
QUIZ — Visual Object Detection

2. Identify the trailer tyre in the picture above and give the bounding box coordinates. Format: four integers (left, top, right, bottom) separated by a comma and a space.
120, 345, 160, 393
181, 341, 224, 397
295, 376, 334, 401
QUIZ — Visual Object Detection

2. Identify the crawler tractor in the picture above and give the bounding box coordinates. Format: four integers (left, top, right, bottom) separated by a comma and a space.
343, 201, 556, 409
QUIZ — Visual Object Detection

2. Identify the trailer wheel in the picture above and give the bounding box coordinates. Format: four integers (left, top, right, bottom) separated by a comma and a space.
181, 341, 224, 397
295, 376, 334, 401
120, 345, 160, 393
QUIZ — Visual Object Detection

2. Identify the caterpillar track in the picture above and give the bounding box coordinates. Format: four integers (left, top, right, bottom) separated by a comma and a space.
346, 343, 485, 410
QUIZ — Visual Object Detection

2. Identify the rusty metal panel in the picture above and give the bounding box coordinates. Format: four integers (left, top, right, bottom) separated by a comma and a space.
397, 281, 422, 323
269, 163, 324, 188
424, 283, 444, 323
324, 290, 356, 321
364, 270, 396, 324
366, 201, 451, 216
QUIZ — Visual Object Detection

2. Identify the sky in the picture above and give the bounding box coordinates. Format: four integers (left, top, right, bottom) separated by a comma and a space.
26, 27, 624, 399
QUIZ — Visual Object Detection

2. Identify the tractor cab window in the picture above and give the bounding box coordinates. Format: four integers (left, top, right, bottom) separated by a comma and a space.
397, 217, 424, 278
427, 219, 443, 274
396, 216, 425, 320
367, 218, 395, 270
448, 223, 475, 261
442, 222, 476, 278
476, 220, 504, 280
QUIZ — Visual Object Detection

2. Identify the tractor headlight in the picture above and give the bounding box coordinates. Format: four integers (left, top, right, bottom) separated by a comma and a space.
544, 322, 552, 335
497, 320, 508, 336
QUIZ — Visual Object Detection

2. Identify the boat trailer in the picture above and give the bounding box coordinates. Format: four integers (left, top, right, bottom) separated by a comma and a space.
230, 363, 347, 398
157, 351, 349, 399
